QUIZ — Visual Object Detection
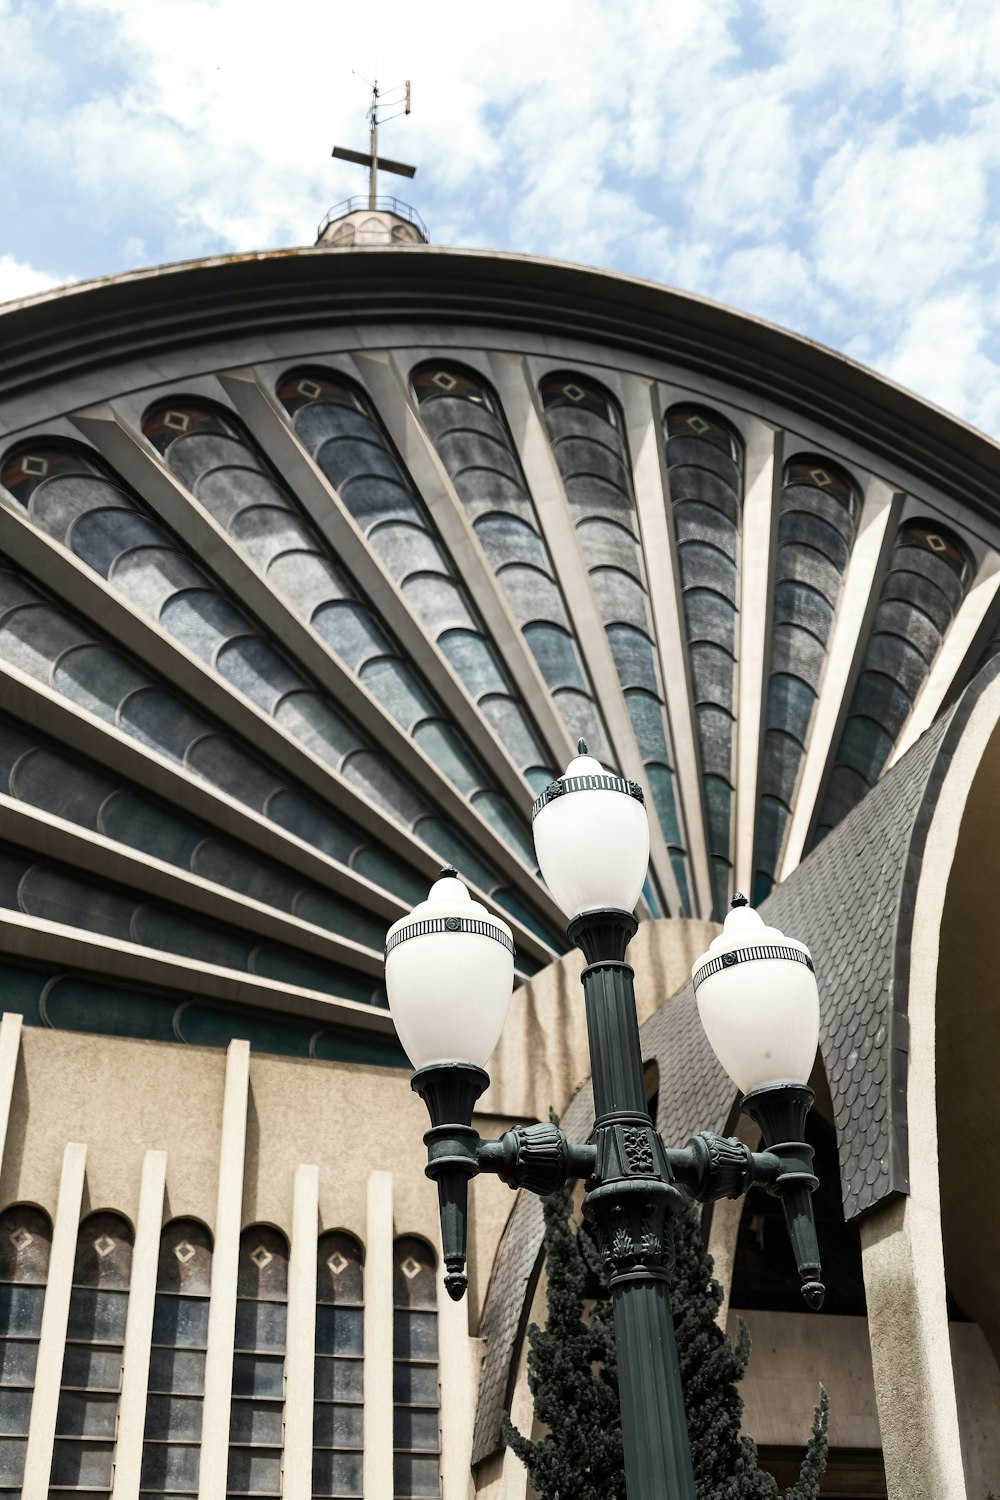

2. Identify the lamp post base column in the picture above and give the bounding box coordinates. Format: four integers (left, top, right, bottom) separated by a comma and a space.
612, 1273, 695, 1500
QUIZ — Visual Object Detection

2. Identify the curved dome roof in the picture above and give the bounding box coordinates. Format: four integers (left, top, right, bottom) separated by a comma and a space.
1, 244, 999, 1056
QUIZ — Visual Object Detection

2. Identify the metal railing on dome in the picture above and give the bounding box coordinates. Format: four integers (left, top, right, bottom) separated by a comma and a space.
317, 196, 429, 243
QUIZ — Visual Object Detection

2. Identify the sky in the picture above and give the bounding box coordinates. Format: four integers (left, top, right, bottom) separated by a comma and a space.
5, 0, 1000, 436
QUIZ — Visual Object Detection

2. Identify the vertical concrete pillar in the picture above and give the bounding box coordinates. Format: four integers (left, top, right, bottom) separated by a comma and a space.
283, 1163, 319, 1499
364, 1170, 394, 1500
861, 1197, 967, 1500
734, 431, 779, 895
112, 1148, 167, 1498
0, 1013, 22, 1166
437, 1248, 477, 1500
22, 1140, 87, 1494
198, 1039, 250, 1500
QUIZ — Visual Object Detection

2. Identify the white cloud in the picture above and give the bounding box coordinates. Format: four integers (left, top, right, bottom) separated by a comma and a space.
0, 0, 999, 434
0, 255, 64, 305
811, 124, 993, 309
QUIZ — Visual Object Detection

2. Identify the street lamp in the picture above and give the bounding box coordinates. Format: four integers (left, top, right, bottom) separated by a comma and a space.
384, 741, 824, 1500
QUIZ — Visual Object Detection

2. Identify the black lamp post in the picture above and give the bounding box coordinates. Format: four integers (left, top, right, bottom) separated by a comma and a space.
385, 742, 825, 1500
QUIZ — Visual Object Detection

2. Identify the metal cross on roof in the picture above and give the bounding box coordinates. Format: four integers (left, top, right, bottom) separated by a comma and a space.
332, 78, 416, 211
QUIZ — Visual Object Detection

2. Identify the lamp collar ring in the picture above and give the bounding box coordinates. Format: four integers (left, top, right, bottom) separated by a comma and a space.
692, 943, 814, 992
385, 915, 515, 957
531, 772, 645, 822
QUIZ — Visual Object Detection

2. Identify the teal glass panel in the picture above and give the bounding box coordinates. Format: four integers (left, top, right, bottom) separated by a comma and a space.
99, 792, 204, 868
0, 850, 30, 908
0, 720, 34, 785
607, 625, 658, 693
641, 876, 661, 919
70, 509, 166, 578
350, 849, 425, 906
54, 646, 149, 725
17, 866, 135, 941
159, 591, 246, 663
120, 688, 208, 763
765, 674, 816, 744
837, 717, 894, 787
469, 792, 534, 866
216, 636, 303, 714
522, 623, 585, 691
273, 694, 360, 769
175, 1005, 312, 1056
360, 659, 436, 731
704, 776, 732, 860
292, 891, 386, 951
412, 820, 495, 894
311, 1031, 410, 1068
412, 721, 484, 796
0, 964, 45, 1025
491, 889, 562, 952
43, 978, 177, 1042
438, 632, 506, 698
646, 764, 682, 848
478, 697, 546, 773
266, 791, 360, 866
311, 601, 392, 671
130, 908, 251, 970
191, 842, 299, 911
624, 689, 669, 761
252, 951, 373, 1005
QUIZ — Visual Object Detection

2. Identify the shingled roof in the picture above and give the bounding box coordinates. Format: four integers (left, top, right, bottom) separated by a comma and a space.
473, 662, 1000, 1464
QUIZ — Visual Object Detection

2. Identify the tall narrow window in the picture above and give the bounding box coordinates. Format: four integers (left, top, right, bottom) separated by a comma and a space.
273, 371, 553, 793
51, 1210, 133, 1494
664, 406, 745, 918
0, 1205, 52, 1492
392, 1237, 440, 1498
314, 1230, 364, 1497
141, 1218, 212, 1497
540, 372, 689, 914
752, 457, 860, 900
812, 519, 973, 844
228, 1225, 288, 1496
412, 362, 612, 763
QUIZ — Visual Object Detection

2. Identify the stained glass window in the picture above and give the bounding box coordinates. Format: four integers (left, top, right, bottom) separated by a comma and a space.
227, 1226, 288, 1496
0, 1204, 52, 1493
392, 1238, 440, 1499
313, 1231, 364, 1497
811, 517, 972, 849
140, 1218, 212, 1496
51, 1210, 133, 1493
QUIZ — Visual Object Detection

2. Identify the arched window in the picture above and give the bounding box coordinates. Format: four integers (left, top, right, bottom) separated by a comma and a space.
752, 458, 860, 901
665, 406, 745, 918
0, 1204, 52, 1491
412, 362, 611, 763
50, 1210, 133, 1492
314, 1230, 364, 1497
227, 1225, 288, 1496
273, 370, 553, 793
540, 372, 689, 914
392, 1237, 440, 1498
141, 1218, 212, 1495
812, 519, 973, 845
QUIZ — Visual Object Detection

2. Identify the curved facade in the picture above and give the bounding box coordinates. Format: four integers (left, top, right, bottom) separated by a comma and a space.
1, 239, 1000, 1498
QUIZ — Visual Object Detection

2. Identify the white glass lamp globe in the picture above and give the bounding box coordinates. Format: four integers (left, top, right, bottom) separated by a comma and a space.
384, 868, 514, 1071
531, 741, 650, 920
691, 896, 819, 1094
